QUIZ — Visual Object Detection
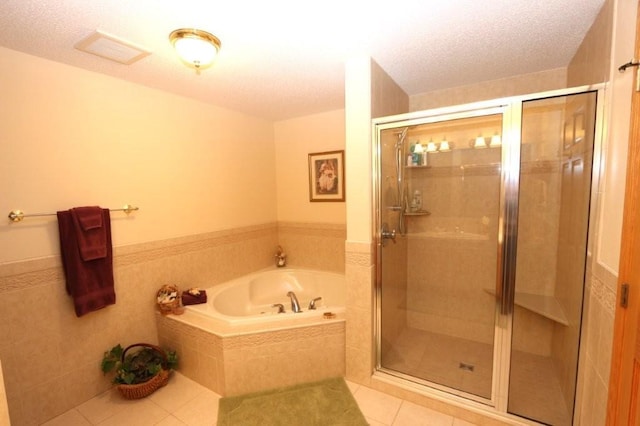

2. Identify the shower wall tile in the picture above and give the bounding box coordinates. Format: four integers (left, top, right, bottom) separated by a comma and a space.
0, 223, 278, 425
574, 261, 616, 424
566, 2, 614, 419
277, 222, 346, 273
410, 68, 567, 112
566, 0, 613, 86
511, 308, 554, 356
353, 69, 596, 426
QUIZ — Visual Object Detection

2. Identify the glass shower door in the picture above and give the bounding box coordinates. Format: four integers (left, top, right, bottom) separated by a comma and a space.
377, 111, 504, 401
375, 87, 601, 424
508, 91, 597, 425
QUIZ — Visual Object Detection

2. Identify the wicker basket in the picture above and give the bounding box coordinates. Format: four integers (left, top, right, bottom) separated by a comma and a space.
117, 343, 171, 399
156, 284, 182, 315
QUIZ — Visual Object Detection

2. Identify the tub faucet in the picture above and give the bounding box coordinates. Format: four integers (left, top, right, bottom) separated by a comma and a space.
272, 303, 285, 314
286, 291, 301, 313
308, 297, 322, 310
275, 245, 287, 267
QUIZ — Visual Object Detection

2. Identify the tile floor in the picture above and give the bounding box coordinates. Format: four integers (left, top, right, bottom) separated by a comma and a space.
42, 372, 477, 426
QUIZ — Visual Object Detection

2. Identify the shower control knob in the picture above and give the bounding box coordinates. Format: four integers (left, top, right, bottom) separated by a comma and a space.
381, 223, 396, 245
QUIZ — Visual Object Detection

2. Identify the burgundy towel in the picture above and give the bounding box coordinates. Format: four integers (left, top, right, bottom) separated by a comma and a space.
71, 206, 106, 261
57, 208, 115, 317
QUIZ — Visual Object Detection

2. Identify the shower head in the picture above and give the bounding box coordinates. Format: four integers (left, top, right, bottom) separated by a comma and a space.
396, 127, 409, 148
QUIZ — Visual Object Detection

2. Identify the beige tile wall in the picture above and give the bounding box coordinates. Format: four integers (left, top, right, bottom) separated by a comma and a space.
345, 242, 376, 385
576, 261, 616, 426
565, 0, 613, 86
0, 219, 350, 425
0, 223, 278, 425
378, 128, 409, 350
345, 243, 512, 425
404, 147, 502, 348
350, 53, 603, 426
222, 321, 345, 396
410, 68, 568, 113
276, 222, 346, 273
566, 0, 616, 423
158, 315, 345, 396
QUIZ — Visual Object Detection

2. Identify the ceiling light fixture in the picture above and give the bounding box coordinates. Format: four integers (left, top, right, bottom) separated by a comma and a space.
169, 28, 221, 72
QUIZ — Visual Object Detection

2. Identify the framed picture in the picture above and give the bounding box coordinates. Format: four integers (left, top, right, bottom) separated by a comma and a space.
308, 150, 345, 202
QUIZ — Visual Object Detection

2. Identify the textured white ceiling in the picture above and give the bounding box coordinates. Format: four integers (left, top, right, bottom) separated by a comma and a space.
0, 0, 605, 121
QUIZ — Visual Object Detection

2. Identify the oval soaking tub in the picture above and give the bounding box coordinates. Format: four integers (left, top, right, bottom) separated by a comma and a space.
185, 268, 345, 326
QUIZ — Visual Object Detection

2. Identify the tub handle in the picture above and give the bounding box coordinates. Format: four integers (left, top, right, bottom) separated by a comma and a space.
272, 303, 286, 314
308, 297, 322, 310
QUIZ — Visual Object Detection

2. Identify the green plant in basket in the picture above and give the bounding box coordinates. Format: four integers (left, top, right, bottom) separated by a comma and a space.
101, 343, 178, 385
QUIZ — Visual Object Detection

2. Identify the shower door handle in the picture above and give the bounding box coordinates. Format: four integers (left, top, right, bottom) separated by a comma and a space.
381, 223, 396, 246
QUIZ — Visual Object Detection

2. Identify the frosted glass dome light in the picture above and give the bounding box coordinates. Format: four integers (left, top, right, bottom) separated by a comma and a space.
170, 29, 221, 70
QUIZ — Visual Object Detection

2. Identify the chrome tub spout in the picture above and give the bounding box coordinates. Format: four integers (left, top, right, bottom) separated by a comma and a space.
286, 291, 302, 313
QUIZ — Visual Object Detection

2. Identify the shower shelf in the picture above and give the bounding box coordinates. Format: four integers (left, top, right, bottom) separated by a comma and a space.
404, 210, 431, 216
484, 289, 569, 326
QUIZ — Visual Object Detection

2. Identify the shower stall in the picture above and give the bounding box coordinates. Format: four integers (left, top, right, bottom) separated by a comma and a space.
373, 87, 601, 425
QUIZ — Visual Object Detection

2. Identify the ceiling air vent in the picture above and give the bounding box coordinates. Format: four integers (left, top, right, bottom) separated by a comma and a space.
74, 30, 151, 65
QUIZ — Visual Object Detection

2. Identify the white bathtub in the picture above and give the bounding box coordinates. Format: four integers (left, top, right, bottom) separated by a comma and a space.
185, 268, 345, 326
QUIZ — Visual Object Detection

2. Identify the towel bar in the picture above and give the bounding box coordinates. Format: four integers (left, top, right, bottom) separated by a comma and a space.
7, 204, 139, 223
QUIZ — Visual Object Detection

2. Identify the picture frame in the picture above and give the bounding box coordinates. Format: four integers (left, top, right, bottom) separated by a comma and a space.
308, 150, 345, 202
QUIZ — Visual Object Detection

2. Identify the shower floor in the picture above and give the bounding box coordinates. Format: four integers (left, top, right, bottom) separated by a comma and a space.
381, 327, 571, 425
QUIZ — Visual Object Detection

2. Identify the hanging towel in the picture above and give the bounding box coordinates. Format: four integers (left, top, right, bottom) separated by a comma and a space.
71, 206, 107, 260
57, 207, 115, 317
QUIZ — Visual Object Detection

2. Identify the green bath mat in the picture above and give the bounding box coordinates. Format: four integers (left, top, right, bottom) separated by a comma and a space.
217, 377, 368, 426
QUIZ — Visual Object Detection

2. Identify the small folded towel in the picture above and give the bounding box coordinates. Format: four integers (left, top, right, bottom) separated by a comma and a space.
57, 207, 115, 317
182, 289, 207, 305
71, 206, 107, 261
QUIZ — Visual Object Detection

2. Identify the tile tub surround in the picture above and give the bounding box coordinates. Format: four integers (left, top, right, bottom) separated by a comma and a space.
157, 310, 346, 396
276, 221, 346, 273
0, 223, 278, 426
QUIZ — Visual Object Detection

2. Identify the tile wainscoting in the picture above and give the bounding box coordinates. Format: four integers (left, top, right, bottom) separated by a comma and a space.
0, 224, 278, 425
0, 220, 346, 425
157, 313, 345, 396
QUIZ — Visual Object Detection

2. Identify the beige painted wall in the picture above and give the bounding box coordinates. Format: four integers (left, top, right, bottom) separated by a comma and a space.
0, 45, 284, 425
346, 56, 375, 243
274, 109, 346, 224
344, 56, 409, 243
0, 47, 277, 264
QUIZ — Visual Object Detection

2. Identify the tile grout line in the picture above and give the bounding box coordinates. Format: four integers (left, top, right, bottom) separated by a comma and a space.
389, 399, 404, 426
